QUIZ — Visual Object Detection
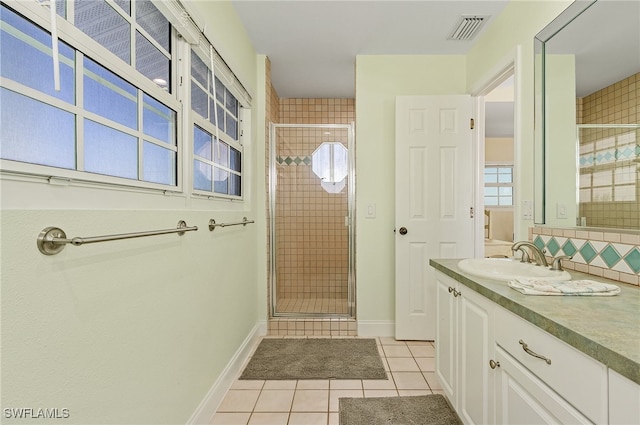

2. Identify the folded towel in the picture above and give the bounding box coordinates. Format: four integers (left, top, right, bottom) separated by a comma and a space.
508, 278, 620, 296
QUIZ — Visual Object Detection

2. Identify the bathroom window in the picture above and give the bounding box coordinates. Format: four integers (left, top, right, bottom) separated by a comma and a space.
484, 166, 513, 206
0, 2, 178, 188
312, 142, 348, 194
190, 50, 243, 198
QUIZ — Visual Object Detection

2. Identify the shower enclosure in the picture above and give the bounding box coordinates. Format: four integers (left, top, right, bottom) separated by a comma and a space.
269, 123, 355, 317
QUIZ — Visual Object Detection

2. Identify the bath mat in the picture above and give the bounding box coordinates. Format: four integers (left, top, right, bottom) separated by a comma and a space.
339, 394, 461, 425
239, 338, 387, 380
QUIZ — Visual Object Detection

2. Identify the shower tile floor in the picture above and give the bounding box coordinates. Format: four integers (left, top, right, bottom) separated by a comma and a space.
210, 337, 443, 425
276, 297, 349, 314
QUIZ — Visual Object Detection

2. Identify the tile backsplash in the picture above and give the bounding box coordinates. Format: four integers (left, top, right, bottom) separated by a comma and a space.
531, 226, 640, 286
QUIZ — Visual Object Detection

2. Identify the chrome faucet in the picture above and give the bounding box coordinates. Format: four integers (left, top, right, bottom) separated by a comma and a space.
511, 241, 548, 267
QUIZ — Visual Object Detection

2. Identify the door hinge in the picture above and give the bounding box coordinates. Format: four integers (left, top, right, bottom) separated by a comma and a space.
470, 206, 475, 218
470, 118, 475, 130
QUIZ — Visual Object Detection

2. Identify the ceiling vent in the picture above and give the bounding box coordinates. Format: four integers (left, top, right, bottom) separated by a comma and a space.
448, 15, 489, 41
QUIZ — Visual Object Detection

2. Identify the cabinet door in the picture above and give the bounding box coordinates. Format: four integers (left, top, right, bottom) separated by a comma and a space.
609, 369, 640, 425
435, 273, 457, 404
458, 287, 493, 425
494, 346, 592, 424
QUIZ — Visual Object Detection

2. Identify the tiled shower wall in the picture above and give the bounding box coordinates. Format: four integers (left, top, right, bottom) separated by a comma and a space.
265, 55, 356, 318
531, 226, 640, 286
576, 72, 640, 229
274, 126, 350, 302
274, 100, 354, 305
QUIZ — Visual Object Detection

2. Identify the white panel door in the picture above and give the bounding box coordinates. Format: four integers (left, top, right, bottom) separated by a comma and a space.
395, 95, 475, 340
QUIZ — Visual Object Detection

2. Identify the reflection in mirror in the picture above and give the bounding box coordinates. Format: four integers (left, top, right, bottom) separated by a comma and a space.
534, 0, 640, 230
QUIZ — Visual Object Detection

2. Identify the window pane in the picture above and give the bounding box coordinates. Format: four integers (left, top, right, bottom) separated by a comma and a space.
1, 6, 75, 104
191, 82, 208, 119
499, 187, 512, 196
135, 0, 169, 51
84, 57, 137, 129
484, 187, 498, 196
214, 77, 224, 102
484, 197, 498, 206
194, 159, 212, 191
143, 94, 174, 143
191, 51, 208, 87
484, 173, 497, 183
226, 92, 238, 116
0, 87, 75, 169
113, 0, 130, 15
75, 1, 130, 64
226, 112, 238, 139
194, 126, 212, 160
214, 140, 229, 167
143, 141, 175, 185
498, 167, 512, 174
214, 167, 228, 194
229, 174, 241, 196
230, 147, 241, 172
136, 31, 169, 90
84, 119, 137, 179
499, 197, 513, 206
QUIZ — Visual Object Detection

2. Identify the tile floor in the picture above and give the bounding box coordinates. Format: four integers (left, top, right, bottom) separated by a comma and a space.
211, 336, 443, 425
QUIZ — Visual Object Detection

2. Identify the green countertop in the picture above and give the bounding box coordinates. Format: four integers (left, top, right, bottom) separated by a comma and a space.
429, 258, 640, 385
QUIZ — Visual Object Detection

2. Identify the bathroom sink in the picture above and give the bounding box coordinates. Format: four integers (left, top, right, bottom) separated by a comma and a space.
457, 258, 571, 282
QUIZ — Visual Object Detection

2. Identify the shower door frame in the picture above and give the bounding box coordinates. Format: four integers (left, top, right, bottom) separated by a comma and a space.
269, 122, 356, 318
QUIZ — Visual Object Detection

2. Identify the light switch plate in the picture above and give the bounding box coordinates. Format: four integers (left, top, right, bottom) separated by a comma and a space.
522, 200, 533, 219
365, 203, 376, 219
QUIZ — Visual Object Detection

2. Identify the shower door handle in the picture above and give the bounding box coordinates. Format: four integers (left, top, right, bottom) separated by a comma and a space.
398, 227, 408, 235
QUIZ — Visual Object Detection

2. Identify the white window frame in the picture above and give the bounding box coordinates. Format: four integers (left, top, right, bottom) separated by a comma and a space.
484, 163, 514, 207
1, 0, 253, 204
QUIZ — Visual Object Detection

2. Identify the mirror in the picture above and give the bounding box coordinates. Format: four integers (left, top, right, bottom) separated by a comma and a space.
534, 0, 640, 230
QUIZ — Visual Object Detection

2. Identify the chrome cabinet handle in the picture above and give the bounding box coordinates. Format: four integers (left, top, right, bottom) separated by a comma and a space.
519, 339, 552, 365
489, 359, 500, 369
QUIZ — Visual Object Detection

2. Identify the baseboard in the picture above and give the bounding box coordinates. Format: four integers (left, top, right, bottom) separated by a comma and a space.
187, 320, 267, 425
357, 320, 395, 337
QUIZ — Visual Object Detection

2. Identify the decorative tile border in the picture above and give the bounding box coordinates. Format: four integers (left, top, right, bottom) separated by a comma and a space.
276, 155, 311, 166
531, 227, 640, 286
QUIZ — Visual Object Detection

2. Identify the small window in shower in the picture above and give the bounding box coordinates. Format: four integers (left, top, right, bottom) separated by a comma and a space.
312, 142, 348, 193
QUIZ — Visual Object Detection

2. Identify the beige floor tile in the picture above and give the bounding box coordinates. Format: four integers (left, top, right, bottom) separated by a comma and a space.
405, 340, 433, 346
217, 390, 261, 412
288, 412, 328, 425
291, 390, 329, 412
382, 345, 412, 357
378, 337, 405, 345
391, 372, 429, 390
210, 412, 251, 425
415, 357, 436, 372
423, 371, 443, 390
296, 380, 329, 390
387, 357, 420, 372
263, 380, 296, 390
254, 390, 295, 412
364, 389, 399, 398
329, 379, 362, 390
231, 380, 264, 390
328, 412, 339, 425
247, 412, 289, 425
329, 389, 363, 412
362, 378, 395, 390
398, 389, 433, 396
408, 345, 435, 357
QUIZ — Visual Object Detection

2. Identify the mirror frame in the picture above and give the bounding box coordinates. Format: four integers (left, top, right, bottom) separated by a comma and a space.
533, 0, 596, 224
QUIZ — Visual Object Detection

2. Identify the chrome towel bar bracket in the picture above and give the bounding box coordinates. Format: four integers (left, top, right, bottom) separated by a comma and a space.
37, 220, 198, 255
208, 217, 254, 231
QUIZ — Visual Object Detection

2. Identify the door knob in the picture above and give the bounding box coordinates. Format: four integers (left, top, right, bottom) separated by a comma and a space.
398, 227, 408, 235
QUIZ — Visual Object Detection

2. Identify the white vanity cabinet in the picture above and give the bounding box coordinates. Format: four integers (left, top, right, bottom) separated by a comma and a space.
609, 369, 640, 425
435, 271, 494, 425
492, 307, 608, 424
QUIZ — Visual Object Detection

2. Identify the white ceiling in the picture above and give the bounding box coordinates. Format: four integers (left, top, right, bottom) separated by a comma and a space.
231, 0, 508, 98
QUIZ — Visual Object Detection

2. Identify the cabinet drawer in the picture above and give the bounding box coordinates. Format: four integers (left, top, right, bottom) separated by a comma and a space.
494, 306, 607, 423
